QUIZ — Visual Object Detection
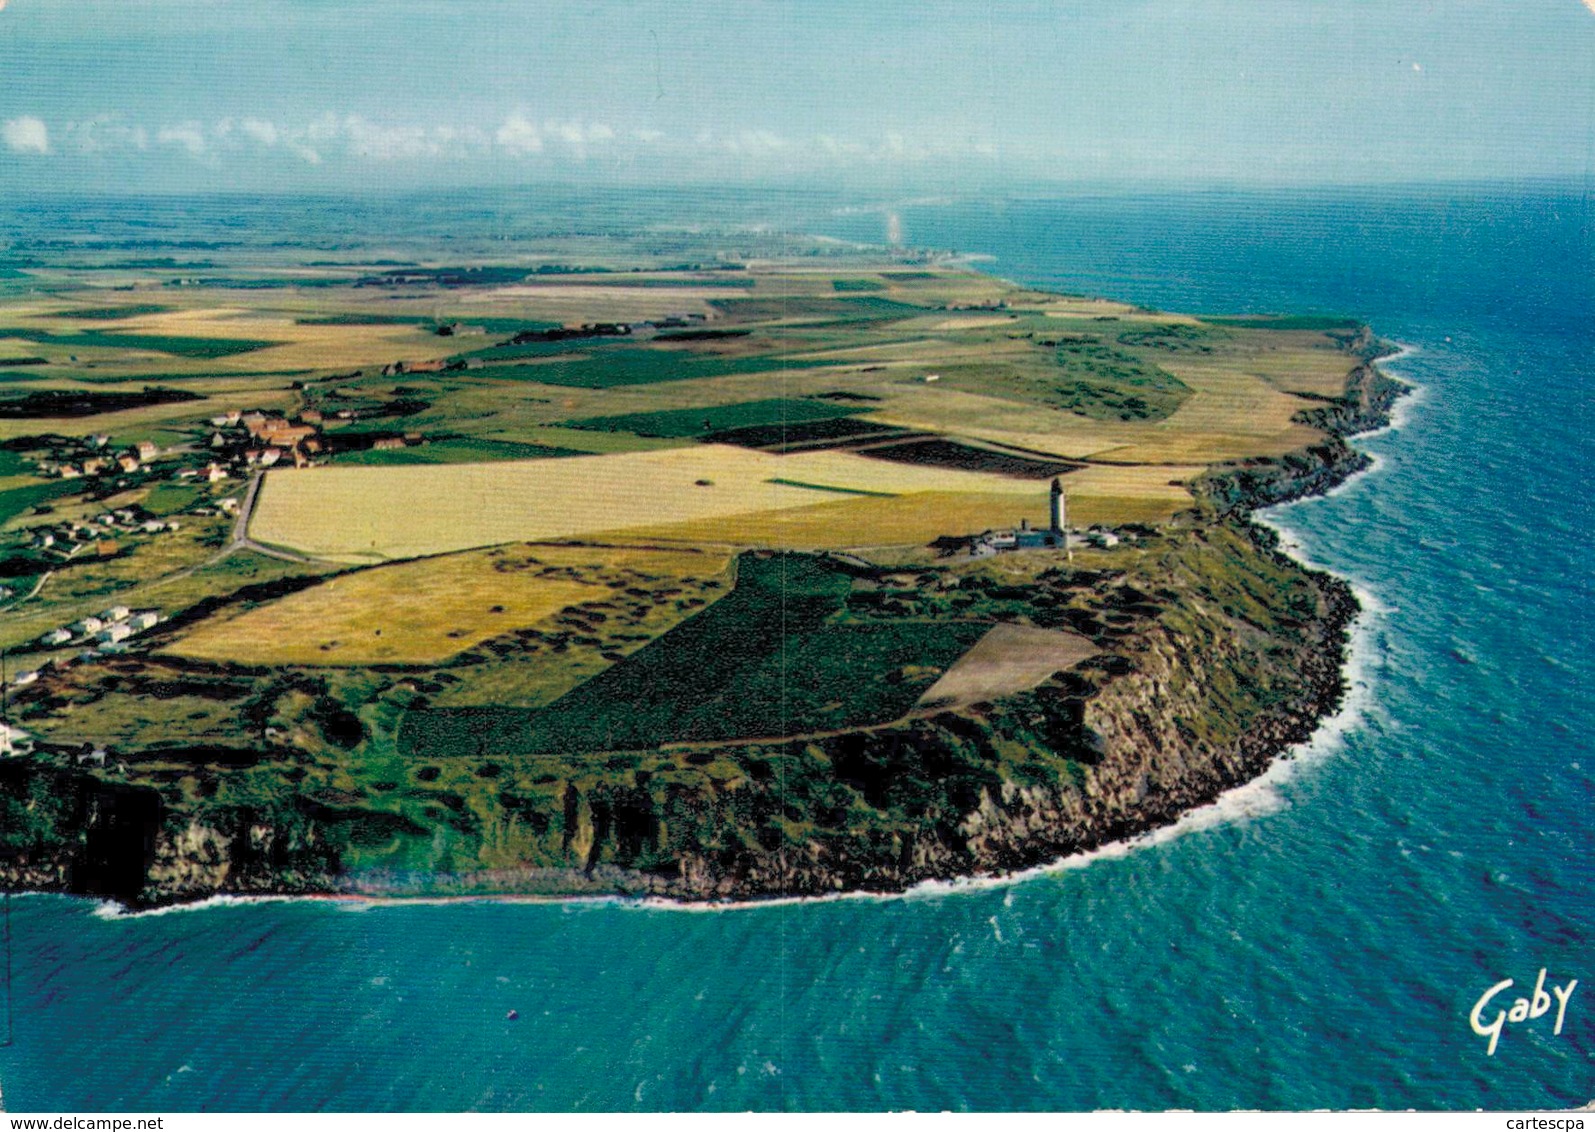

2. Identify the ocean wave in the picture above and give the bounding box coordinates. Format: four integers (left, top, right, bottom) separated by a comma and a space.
90, 893, 303, 920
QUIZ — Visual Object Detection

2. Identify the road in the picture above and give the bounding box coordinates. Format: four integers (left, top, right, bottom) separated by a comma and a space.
229, 472, 318, 564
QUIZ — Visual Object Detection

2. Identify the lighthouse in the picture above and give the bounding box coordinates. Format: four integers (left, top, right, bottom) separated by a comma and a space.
1049, 478, 1065, 536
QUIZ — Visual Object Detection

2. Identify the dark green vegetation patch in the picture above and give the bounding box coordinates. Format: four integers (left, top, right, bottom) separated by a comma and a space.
294, 313, 439, 327
399, 554, 987, 757
1045, 336, 1190, 420
0, 387, 203, 419
708, 295, 928, 324
709, 416, 911, 451
0, 327, 274, 358
467, 348, 833, 389
54, 304, 171, 321
860, 438, 1081, 479
0, 479, 85, 526
563, 397, 862, 439
334, 437, 584, 466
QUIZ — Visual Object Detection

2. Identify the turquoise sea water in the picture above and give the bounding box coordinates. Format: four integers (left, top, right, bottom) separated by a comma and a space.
1, 183, 1590, 1111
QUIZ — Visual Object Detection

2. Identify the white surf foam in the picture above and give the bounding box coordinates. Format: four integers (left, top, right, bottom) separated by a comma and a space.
77, 340, 1424, 921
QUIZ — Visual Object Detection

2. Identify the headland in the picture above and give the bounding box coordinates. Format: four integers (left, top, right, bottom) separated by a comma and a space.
0, 229, 1405, 908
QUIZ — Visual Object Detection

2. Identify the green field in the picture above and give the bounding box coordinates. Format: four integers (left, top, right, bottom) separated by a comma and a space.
297, 314, 560, 334
0, 479, 85, 526
294, 313, 438, 327
138, 483, 206, 516
454, 339, 603, 363
54, 305, 172, 321
465, 349, 834, 388
562, 397, 863, 438
399, 554, 987, 757
333, 437, 585, 465
0, 328, 275, 358
709, 295, 929, 323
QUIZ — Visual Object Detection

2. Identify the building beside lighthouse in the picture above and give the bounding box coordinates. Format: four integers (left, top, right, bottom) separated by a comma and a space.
964, 479, 1070, 557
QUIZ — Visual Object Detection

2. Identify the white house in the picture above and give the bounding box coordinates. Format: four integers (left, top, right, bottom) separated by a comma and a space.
98, 624, 132, 644
0, 723, 32, 757
129, 612, 159, 631
74, 616, 105, 635
42, 628, 71, 646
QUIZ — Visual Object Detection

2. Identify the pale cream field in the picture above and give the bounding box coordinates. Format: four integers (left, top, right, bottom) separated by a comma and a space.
166, 543, 730, 666
917, 623, 1100, 710
248, 444, 1048, 561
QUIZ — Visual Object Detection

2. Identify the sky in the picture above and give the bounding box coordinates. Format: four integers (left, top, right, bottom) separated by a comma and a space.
0, 0, 1592, 194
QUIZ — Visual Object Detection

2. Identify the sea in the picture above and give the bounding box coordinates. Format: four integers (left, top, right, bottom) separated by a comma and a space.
0, 180, 1589, 1112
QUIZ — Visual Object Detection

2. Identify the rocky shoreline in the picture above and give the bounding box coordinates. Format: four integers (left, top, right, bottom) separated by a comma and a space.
1, 343, 1408, 911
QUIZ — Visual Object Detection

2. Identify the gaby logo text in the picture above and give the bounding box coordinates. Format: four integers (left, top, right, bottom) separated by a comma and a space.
1470, 968, 1577, 1056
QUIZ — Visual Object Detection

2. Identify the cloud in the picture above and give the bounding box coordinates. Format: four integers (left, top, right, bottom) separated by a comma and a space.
157, 121, 207, 156
2, 116, 50, 155
63, 115, 147, 154
240, 118, 279, 146
15, 107, 997, 179
495, 113, 543, 155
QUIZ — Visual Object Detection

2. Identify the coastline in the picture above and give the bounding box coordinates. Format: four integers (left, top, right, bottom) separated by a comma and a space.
1, 319, 1412, 915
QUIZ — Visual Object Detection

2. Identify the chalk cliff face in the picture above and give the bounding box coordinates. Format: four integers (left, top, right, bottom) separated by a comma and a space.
0, 348, 1404, 910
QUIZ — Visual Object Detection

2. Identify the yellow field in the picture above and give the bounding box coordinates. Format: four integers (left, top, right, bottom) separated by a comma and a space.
248, 444, 1044, 561
600, 464, 1197, 550
165, 543, 730, 666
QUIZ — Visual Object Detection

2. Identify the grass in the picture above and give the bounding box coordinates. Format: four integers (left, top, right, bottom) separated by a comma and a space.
168, 543, 730, 682
168, 547, 597, 666
467, 349, 833, 389
54, 305, 171, 321
399, 553, 988, 756
561, 397, 863, 439
832, 279, 886, 292
139, 482, 206, 516
709, 295, 929, 323
0, 328, 276, 358
333, 438, 586, 466
294, 313, 440, 327
0, 478, 85, 526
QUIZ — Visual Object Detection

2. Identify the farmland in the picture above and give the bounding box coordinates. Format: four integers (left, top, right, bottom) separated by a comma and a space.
399, 553, 990, 756
167, 543, 729, 666
247, 444, 1047, 561
0, 226, 1394, 906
